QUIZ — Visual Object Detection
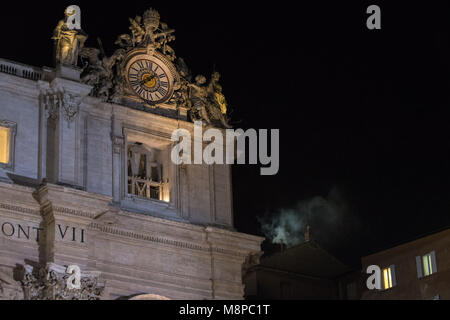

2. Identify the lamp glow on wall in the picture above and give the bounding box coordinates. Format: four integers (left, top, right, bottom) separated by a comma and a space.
163, 191, 170, 203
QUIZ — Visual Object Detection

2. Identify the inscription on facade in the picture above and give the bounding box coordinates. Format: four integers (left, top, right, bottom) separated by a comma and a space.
0, 221, 85, 243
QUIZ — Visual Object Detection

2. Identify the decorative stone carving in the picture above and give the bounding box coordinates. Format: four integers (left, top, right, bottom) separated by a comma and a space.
209, 72, 228, 115
53, 6, 88, 66
78, 7, 232, 128
39, 90, 59, 120
116, 8, 176, 60
111, 135, 125, 154
188, 73, 231, 128
58, 90, 82, 123
80, 47, 126, 102
39, 88, 82, 123
80, 8, 177, 104
0, 270, 23, 300
20, 264, 105, 300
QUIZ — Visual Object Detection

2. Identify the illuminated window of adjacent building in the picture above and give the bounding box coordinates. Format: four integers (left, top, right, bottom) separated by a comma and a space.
383, 267, 392, 289
416, 251, 437, 278
423, 254, 433, 276
0, 121, 16, 169
381, 265, 397, 290
0, 126, 10, 164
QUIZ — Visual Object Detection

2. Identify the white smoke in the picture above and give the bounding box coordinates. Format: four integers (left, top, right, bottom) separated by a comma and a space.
259, 187, 355, 249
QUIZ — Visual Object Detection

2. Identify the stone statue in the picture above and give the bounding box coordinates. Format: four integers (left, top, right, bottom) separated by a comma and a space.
208, 72, 228, 115
77, 7, 233, 128
188, 75, 212, 125
80, 47, 126, 102
115, 8, 176, 60
53, 7, 87, 66
188, 73, 231, 128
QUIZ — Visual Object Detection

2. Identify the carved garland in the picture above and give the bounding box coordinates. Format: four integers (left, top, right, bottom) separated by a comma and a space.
21, 264, 105, 300
39, 88, 82, 123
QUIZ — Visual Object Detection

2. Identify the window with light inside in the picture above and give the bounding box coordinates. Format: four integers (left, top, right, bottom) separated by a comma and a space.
0, 126, 10, 165
416, 251, 437, 278
127, 143, 165, 201
379, 264, 397, 290
382, 267, 393, 290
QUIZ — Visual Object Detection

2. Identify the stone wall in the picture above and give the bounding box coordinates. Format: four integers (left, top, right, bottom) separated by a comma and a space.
0, 62, 263, 299
361, 229, 450, 300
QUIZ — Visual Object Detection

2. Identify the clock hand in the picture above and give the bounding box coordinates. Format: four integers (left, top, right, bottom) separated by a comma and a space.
140, 75, 156, 86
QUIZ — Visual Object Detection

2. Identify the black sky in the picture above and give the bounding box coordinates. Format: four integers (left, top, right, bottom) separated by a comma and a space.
2, 1, 450, 266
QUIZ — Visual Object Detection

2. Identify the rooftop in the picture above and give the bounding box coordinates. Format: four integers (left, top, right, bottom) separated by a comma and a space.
258, 240, 351, 279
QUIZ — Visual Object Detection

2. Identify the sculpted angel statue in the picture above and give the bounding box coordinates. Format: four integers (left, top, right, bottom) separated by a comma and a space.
188, 75, 212, 124
80, 47, 126, 102
208, 72, 228, 115
188, 73, 231, 128
80, 48, 111, 99
53, 6, 87, 66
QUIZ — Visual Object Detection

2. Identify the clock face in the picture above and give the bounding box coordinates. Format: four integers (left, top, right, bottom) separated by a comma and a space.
126, 56, 173, 104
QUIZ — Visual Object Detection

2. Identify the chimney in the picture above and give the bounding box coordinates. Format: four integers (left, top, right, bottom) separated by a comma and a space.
305, 225, 312, 242
280, 239, 285, 253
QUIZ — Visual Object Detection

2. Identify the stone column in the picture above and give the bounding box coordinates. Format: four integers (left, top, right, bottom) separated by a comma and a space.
111, 115, 125, 203
47, 72, 92, 189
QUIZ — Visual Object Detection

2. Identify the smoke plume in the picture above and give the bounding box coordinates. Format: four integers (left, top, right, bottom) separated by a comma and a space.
258, 186, 358, 250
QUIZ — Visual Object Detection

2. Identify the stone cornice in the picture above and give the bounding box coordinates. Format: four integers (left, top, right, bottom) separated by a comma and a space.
0, 181, 35, 193
89, 222, 257, 259
0, 202, 40, 217
89, 222, 208, 251
53, 206, 97, 220
0, 185, 261, 261
206, 226, 265, 244
112, 102, 192, 130
42, 183, 112, 205
116, 209, 205, 232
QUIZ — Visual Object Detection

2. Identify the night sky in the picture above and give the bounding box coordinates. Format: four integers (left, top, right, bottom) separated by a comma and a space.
2, 1, 450, 267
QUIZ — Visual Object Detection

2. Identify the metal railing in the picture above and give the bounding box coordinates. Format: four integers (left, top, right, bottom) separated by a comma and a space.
128, 176, 164, 201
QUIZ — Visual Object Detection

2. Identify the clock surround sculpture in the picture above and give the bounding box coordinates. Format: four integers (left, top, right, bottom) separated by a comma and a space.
69, 7, 231, 128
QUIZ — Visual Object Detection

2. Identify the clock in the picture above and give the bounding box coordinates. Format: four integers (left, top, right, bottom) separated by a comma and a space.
125, 53, 175, 105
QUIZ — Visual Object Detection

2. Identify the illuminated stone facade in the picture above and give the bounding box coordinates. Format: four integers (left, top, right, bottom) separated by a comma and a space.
0, 7, 263, 300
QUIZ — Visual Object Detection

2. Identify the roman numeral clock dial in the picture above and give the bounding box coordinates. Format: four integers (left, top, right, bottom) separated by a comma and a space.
125, 55, 174, 105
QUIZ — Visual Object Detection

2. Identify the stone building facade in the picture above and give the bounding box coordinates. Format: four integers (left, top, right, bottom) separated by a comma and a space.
361, 228, 450, 300
243, 236, 352, 300
0, 7, 263, 300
